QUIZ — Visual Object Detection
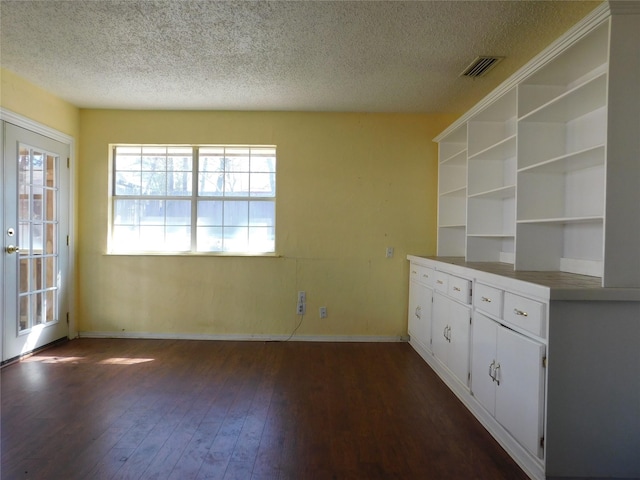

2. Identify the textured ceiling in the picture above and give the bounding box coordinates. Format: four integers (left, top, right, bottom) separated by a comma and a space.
0, 0, 601, 113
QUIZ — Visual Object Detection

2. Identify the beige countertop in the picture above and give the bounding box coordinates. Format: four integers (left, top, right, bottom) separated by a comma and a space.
408, 255, 640, 301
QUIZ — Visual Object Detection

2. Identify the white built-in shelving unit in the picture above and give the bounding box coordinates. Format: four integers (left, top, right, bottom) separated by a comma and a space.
437, 123, 467, 256
435, 4, 640, 288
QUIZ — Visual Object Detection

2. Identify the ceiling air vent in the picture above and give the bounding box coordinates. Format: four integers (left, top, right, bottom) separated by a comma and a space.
461, 56, 504, 78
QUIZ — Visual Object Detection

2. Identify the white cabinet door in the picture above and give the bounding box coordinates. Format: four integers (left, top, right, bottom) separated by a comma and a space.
432, 292, 449, 364
408, 281, 433, 351
448, 300, 471, 386
495, 325, 546, 458
471, 312, 498, 416
432, 292, 470, 387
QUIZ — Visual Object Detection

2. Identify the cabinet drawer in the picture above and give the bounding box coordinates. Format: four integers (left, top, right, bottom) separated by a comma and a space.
474, 283, 503, 318
448, 275, 472, 304
410, 264, 434, 287
434, 271, 449, 293
504, 293, 546, 338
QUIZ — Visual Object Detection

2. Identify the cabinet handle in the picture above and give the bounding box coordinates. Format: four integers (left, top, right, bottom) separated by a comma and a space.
489, 360, 496, 382
494, 363, 501, 386
481, 296, 492, 303
436, 280, 444, 285
422, 273, 429, 278
514, 308, 528, 317
415, 306, 422, 319
443, 325, 452, 342
411, 270, 417, 275
453, 286, 461, 292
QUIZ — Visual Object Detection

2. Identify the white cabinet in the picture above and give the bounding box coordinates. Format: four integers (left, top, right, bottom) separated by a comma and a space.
408, 275, 433, 352
471, 312, 546, 459
407, 255, 640, 480
432, 289, 471, 388
434, 3, 640, 288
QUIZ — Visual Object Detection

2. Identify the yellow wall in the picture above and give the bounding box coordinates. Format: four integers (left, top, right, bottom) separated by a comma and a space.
79, 110, 455, 338
1, 68, 80, 139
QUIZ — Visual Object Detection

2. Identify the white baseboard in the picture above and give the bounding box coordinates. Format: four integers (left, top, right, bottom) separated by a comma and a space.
77, 331, 406, 343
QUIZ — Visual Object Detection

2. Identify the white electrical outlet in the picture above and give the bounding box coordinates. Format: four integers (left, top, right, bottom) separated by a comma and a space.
296, 291, 306, 315
319, 307, 327, 319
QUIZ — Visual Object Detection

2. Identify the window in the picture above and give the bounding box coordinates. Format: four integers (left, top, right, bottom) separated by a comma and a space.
110, 145, 276, 254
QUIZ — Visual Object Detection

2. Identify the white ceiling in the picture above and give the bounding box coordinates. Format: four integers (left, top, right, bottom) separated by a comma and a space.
0, 0, 600, 113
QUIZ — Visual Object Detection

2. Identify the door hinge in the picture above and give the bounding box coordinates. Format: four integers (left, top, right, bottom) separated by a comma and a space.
542, 356, 547, 368
66, 312, 69, 324
67, 157, 70, 168
540, 436, 545, 450
66, 235, 70, 246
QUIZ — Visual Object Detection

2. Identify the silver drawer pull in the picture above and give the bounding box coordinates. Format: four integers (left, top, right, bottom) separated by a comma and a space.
436, 280, 444, 285
453, 286, 461, 292
514, 308, 528, 317
481, 296, 492, 303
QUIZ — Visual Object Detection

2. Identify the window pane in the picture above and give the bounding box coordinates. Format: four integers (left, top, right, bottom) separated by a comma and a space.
114, 199, 140, 225
45, 223, 56, 254
141, 171, 166, 195
197, 226, 223, 252
165, 226, 191, 251
199, 172, 224, 196
46, 154, 56, 187
225, 148, 250, 172
141, 155, 166, 171
115, 154, 141, 171
140, 200, 165, 225
224, 172, 250, 196
45, 290, 56, 323
249, 201, 274, 227
197, 201, 223, 226
45, 256, 56, 289
224, 201, 248, 226
168, 171, 192, 196
250, 173, 276, 196
199, 153, 225, 172
251, 151, 276, 172
165, 200, 191, 226
223, 226, 248, 252
19, 258, 29, 294
45, 189, 56, 221
31, 150, 44, 186
115, 171, 141, 195
168, 155, 192, 171
112, 225, 139, 250
248, 227, 275, 252
140, 226, 166, 250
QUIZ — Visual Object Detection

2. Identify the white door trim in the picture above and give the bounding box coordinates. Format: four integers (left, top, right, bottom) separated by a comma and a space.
0, 108, 77, 340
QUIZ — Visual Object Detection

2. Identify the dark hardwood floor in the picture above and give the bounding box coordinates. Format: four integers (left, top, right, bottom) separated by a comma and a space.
1, 339, 529, 480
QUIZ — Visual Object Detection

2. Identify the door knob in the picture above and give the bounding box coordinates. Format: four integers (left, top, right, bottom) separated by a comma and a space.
5, 245, 20, 254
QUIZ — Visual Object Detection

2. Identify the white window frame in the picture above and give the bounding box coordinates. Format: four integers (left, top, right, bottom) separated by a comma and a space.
108, 144, 276, 255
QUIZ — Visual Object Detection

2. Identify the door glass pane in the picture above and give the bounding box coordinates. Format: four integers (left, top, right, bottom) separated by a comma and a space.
19, 259, 29, 294
19, 296, 29, 332
17, 144, 60, 333
45, 290, 56, 323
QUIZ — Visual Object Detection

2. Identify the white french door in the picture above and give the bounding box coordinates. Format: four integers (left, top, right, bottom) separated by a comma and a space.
2, 122, 70, 361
